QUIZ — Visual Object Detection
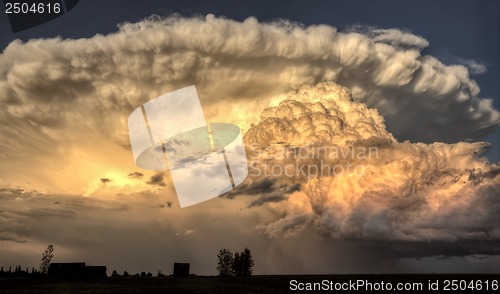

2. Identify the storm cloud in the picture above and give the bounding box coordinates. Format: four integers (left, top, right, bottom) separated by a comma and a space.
244, 82, 500, 243
0, 15, 499, 274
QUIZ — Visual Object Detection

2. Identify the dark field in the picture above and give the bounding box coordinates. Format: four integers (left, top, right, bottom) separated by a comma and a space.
1, 274, 499, 294
0, 276, 283, 294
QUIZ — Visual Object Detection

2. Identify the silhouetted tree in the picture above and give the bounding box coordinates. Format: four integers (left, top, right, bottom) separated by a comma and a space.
233, 252, 243, 276
217, 249, 234, 276
240, 248, 254, 276
39, 245, 54, 274
123, 271, 129, 277
232, 248, 254, 276
111, 270, 119, 277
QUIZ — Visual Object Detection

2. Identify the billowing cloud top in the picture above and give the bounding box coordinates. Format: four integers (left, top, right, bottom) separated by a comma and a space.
244, 82, 500, 243
245, 82, 395, 148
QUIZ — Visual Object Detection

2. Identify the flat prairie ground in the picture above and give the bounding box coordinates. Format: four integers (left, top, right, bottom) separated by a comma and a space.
1, 274, 499, 293
0, 276, 283, 294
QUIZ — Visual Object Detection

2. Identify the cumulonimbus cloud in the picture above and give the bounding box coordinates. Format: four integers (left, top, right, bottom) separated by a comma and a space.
244, 82, 500, 242
0, 14, 498, 242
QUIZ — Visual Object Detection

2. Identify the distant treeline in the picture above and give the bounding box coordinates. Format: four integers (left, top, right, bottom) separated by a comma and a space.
0, 266, 180, 278
0, 266, 41, 277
